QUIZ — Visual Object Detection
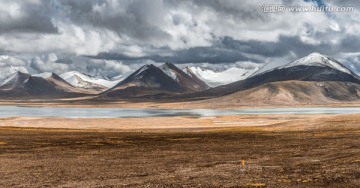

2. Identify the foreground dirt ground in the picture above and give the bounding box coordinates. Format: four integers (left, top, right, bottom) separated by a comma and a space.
0, 114, 360, 187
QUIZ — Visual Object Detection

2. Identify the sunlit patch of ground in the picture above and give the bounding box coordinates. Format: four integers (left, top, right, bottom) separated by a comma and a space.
0, 114, 315, 131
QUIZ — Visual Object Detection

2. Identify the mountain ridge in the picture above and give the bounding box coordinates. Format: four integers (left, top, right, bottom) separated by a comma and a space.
0, 71, 95, 98
101, 64, 186, 98
159, 62, 209, 92
181, 53, 360, 102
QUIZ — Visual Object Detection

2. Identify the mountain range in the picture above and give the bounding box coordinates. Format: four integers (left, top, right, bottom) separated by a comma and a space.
0, 53, 359, 104
102, 63, 209, 98
186, 53, 360, 105
0, 72, 92, 99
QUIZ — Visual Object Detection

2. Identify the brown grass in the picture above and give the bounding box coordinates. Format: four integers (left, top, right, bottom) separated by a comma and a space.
0, 114, 360, 187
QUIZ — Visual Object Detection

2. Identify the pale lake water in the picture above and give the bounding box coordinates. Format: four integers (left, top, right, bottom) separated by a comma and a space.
0, 106, 360, 118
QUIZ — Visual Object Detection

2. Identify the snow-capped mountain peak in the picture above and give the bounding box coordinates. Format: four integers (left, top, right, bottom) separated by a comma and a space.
0, 66, 28, 81
282, 53, 351, 74
158, 62, 209, 91
107, 64, 185, 95
250, 52, 355, 78
0, 71, 30, 88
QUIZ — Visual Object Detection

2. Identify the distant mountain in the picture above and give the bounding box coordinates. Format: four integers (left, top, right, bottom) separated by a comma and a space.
0, 71, 92, 98
184, 66, 259, 87
159, 62, 209, 91
102, 64, 186, 98
0, 55, 29, 80
0, 66, 29, 81
60, 71, 119, 91
251, 53, 358, 79
244, 53, 360, 85
187, 53, 360, 100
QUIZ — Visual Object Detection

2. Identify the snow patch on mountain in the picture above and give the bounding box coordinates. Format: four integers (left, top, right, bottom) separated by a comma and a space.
185, 66, 259, 87
60, 71, 121, 88
160, 65, 177, 81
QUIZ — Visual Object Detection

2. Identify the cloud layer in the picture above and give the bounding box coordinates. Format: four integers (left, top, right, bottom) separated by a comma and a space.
0, 0, 359, 75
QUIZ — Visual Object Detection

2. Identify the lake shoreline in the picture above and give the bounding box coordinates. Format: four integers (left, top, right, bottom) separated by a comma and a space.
1, 105, 360, 119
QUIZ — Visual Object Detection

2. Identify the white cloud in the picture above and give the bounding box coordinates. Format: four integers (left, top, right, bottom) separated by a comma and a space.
85, 59, 132, 77
30, 54, 72, 74
0, 55, 27, 67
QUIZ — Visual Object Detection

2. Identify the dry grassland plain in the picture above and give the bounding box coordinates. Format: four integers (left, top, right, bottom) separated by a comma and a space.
0, 114, 360, 187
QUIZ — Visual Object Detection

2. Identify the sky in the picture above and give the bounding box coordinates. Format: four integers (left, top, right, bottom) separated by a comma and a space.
0, 0, 359, 77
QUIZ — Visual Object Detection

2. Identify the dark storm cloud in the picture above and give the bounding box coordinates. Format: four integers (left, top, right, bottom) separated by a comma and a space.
162, 47, 254, 63
339, 35, 360, 52
92, 41, 264, 64
277, 35, 360, 58
92, 36, 316, 63
57, 0, 171, 43
0, 0, 58, 34
345, 57, 360, 73
92, 33, 360, 66
219, 37, 290, 58
185, 0, 268, 22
